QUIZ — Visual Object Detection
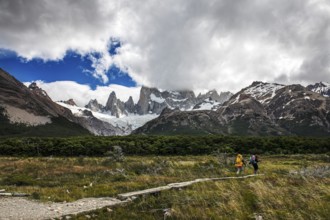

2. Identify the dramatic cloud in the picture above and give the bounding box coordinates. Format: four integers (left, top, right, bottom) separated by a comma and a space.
1, 0, 330, 91
24, 81, 141, 107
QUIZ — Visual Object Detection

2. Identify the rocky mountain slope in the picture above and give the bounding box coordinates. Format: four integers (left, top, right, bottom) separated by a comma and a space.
0, 68, 123, 136
134, 82, 330, 136
0, 68, 88, 136
307, 82, 330, 97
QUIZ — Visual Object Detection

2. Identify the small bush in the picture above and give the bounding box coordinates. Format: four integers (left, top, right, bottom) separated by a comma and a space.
31, 192, 40, 200
104, 146, 125, 162
2, 174, 36, 186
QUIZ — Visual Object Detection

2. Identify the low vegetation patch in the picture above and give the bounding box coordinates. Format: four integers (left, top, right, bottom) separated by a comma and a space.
0, 135, 329, 156
0, 154, 329, 219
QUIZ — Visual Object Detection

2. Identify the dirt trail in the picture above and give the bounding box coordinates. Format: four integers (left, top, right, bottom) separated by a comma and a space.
0, 174, 262, 220
0, 197, 126, 220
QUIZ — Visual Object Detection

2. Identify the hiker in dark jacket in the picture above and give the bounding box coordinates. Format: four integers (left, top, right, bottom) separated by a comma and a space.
249, 155, 259, 174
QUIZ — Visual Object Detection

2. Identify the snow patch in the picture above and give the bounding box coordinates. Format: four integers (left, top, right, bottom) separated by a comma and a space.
244, 83, 284, 103
231, 95, 240, 104
57, 102, 86, 116
171, 98, 188, 102
193, 98, 220, 111
285, 99, 294, 106
105, 114, 159, 131
57, 102, 158, 133
150, 94, 165, 103
169, 91, 180, 95
195, 102, 216, 110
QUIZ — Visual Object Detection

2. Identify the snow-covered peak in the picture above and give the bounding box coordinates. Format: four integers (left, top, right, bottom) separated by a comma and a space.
85, 99, 104, 112
307, 82, 330, 97
243, 82, 285, 103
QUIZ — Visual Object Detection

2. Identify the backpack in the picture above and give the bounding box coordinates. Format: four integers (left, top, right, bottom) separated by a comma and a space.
250, 155, 257, 165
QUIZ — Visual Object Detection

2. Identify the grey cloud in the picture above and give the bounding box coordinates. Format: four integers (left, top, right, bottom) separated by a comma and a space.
0, 0, 329, 92
0, 0, 115, 57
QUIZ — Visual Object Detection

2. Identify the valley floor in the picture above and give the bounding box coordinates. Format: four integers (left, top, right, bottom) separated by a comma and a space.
0, 155, 329, 219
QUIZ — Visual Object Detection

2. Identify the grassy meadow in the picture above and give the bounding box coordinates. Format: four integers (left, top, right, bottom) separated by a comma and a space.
0, 154, 329, 219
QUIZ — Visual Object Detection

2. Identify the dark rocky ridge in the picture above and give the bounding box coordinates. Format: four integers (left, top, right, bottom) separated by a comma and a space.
0, 68, 89, 136
134, 82, 330, 136
0, 69, 73, 119
307, 82, 330, 97
62, 99, 77, 106
0, 68, 124, 136
85, 99, 104, 112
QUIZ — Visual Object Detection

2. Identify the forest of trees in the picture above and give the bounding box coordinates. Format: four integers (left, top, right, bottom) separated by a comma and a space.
0, 135, 329, 156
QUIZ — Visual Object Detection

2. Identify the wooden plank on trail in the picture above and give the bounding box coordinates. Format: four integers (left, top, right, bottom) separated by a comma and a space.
118, 174, 263, 200
118, 185, 172, 200
0, 193, 13, 196
0, 192, 30, 197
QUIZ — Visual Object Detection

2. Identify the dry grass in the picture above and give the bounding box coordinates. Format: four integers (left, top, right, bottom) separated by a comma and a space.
0, 154, 329, 219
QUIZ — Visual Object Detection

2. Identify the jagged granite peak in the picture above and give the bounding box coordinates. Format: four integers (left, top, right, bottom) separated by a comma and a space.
219, 91, 233, 103
28, 82, 52, 100
106, 91, 117, 108
62, 99, 77, 106
194, 90, 233, 110
136, 86, 198, 115
105, 91, 127, 118
163, 90, 197, 110
125, 96, 135, 113
136, 86, 162, 115
162, 89, 196, 100
306, 82, 330, 97
199, 89, 221, 101
85, 99, 104, 112
196, 90, 233, 103
209, 90, 221, 101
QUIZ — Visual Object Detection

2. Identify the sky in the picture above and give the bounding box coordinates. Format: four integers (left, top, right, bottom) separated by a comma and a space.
0, 0, 329, 106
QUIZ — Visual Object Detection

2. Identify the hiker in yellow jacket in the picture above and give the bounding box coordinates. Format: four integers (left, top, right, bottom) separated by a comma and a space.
235, 153, 245, 174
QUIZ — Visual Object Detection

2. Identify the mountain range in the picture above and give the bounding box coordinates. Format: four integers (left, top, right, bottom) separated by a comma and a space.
0, 67, 329, 136
134, 82, 330, 136
57, 82, 233, 135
